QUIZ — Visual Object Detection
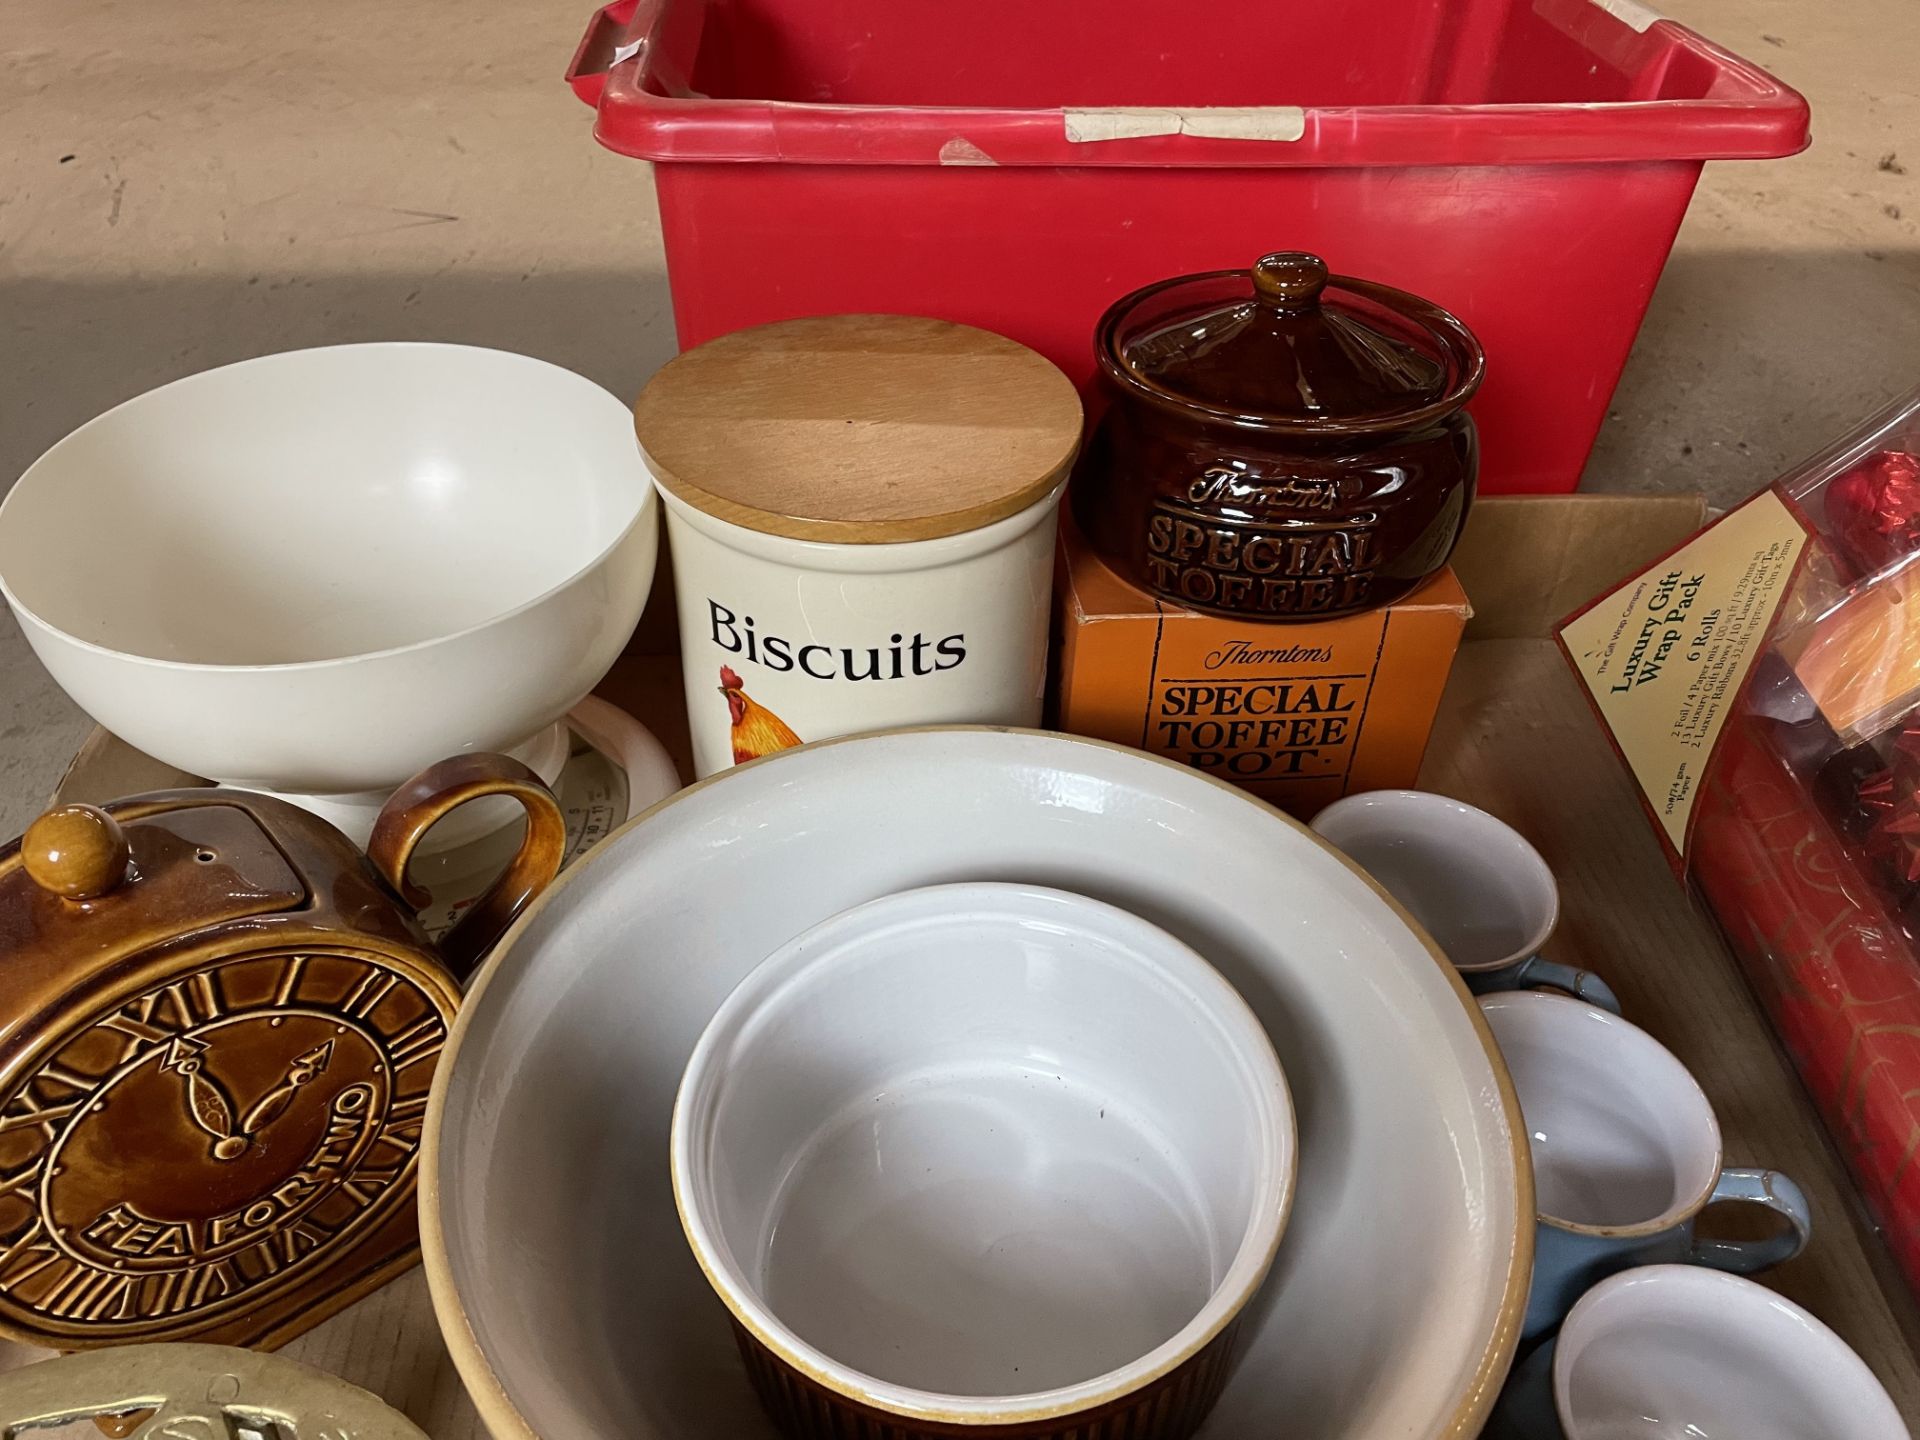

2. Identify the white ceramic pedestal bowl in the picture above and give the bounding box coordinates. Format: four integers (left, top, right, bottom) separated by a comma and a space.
0, 343, 657, 844
671, 882, 1295, 1433
425, 729, 1531, 1440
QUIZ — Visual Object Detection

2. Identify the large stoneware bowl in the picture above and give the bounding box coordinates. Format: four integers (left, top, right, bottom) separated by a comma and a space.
424, 729, 1531, 1440
0, 344, 657, 843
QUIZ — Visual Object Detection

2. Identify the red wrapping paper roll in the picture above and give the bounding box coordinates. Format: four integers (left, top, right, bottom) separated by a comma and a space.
1694, 713, 1920, 1287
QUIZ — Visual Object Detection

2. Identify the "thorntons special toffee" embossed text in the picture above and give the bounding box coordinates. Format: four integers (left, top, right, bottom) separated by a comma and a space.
1144, 510, 1379, 616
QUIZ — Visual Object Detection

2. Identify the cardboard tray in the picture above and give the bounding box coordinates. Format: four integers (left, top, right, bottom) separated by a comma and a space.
23, 496, 1920, 1432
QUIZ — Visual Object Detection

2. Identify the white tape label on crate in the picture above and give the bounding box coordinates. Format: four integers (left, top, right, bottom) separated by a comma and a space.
1586, 0, 1662, 32
1063, 107, 1307, 144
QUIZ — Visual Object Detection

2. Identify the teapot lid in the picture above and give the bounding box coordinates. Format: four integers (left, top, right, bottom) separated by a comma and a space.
1098, 252, 1484, 433
0, 799, 309, 978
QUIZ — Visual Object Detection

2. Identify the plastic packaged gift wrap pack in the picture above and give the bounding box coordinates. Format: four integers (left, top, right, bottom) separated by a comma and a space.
1559, 388, 1920, 1296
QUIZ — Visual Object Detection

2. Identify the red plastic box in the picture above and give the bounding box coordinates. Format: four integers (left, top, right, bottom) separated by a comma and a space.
566, 0, 1807, 494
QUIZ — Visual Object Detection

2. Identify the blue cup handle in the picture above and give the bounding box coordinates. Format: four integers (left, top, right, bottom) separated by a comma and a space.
1476, 955, 1623, 1015
1513, 955, 1621, 1013
1691, 1167, 1813, 1273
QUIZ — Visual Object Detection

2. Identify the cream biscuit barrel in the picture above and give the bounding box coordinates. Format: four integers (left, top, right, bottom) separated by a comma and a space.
634, 315, 1083, 778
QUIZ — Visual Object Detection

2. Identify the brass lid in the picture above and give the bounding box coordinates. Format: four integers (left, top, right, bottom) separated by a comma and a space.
0, 1342, 430, 1439
632, 315, 1084, 543
1098, 252, 1484, 434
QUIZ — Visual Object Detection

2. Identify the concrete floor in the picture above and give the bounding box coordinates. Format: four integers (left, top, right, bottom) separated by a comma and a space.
1, 0, 1916, 835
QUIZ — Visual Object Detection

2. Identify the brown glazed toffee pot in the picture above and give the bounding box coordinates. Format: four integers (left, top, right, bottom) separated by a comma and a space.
1076, 251, 1485, 621
0, 754, 563, 1350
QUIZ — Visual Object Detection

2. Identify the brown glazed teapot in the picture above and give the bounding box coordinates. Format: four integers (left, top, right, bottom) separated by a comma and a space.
0, 753, 563, 1349
1075, 251, 1485, 621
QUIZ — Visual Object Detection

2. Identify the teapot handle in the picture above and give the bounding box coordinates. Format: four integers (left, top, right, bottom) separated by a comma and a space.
367, 753, 566, 983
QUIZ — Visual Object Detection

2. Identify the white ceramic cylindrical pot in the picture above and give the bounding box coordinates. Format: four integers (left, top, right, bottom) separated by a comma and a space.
633, 314, 1084, 778
657, 484, 1063, 777
671, 882, 1296, 1437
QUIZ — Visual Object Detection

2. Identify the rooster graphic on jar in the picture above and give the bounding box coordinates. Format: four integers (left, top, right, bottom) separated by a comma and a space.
719, 665, 804, 766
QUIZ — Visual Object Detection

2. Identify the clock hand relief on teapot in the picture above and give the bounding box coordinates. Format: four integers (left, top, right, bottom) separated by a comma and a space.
633, 314, 1084, 779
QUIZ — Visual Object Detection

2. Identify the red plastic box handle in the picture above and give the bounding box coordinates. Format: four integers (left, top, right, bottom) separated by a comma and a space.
566, 0, 649, 108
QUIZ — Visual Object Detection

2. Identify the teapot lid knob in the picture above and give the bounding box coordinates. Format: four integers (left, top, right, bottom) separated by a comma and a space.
23, 805, 131, 900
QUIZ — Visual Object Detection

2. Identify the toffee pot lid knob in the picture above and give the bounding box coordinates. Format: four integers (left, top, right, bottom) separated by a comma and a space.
1252, 251, 1329, 311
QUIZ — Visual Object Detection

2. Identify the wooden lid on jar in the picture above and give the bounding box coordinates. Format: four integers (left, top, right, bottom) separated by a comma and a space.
632, 315, 1084, 544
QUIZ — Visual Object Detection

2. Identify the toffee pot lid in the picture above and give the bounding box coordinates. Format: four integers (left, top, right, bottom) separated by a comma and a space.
632, 314, 1084, 544
1097, 252, 1485, 434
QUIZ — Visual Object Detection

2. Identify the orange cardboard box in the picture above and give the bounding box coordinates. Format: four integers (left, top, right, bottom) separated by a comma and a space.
1053, 518, 1471, 817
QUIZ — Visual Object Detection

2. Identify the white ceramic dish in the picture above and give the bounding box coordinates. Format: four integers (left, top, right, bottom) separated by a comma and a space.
0, 343, 658, 841
425, 729, 1529, 1440
1555, 1267, 1910, 1440
671, 881, 1295, 1427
